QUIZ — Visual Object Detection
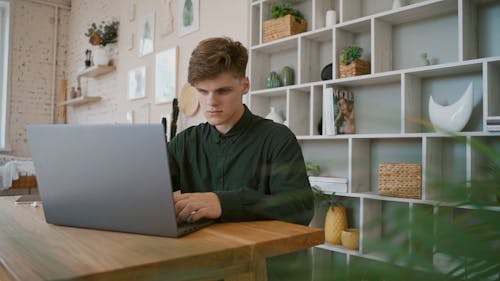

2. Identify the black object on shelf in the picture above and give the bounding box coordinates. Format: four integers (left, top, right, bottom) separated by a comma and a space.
170, 98, 179, 141
321, 63, 333, 80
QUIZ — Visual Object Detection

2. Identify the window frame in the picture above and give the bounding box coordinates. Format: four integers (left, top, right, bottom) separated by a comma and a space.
0, 0, 11, 151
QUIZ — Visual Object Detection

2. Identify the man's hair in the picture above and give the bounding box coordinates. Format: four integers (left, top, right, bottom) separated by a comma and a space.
188, 37, 248, 85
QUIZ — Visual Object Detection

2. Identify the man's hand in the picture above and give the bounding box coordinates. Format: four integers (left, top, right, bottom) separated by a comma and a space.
173, 191, 222, 223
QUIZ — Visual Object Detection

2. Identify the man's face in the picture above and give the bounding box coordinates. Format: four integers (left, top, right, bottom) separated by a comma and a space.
194, 72, 249, 134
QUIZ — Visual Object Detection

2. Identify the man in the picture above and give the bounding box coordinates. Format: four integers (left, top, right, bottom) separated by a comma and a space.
168, 37, 314, 227
167, 36, 314, 280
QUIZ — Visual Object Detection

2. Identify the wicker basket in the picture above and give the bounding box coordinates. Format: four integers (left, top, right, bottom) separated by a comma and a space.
378, 163, 422, 199
263, 14, 307, 43
338, 60, 370, 78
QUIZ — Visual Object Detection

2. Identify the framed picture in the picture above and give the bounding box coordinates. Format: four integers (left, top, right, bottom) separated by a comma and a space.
128, 66, 146, 100
178, 0, 199, 37
138, 13, 155, 57
155, 47, 177, 104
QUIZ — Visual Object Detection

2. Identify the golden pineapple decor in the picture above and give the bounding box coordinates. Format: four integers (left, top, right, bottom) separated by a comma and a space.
311, 186, 348, 245
324, 205, 347, 244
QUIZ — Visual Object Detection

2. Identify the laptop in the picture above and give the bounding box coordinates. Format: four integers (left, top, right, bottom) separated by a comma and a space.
27, 124, 213, 237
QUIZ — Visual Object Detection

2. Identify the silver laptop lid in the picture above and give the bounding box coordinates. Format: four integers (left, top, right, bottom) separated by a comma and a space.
27, 124, 181, 237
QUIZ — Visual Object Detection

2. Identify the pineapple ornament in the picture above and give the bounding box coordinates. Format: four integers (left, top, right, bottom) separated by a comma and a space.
324, 194, 347, 245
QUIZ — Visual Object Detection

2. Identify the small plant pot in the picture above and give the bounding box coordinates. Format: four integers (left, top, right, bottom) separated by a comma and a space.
341, 228, 359, 250
338, 60, 370, 78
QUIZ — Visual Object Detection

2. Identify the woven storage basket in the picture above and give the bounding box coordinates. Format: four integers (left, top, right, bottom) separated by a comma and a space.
378, 163, 422, 199
263, 14, 307, 43
338, 60, 370, 78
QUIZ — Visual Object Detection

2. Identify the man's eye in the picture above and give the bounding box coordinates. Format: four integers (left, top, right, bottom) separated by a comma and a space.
218, 89, 231, 94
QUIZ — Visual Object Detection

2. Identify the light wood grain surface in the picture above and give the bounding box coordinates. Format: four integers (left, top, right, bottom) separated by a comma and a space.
0, 196, 323, 281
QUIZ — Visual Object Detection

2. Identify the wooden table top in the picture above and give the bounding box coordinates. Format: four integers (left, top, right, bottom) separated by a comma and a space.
0, 196, 323, 281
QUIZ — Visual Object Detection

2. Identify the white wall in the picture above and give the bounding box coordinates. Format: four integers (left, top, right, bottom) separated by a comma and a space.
66, 0, 249, 128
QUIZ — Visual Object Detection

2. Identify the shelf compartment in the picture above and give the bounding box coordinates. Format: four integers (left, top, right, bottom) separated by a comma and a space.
311, 195, 361, 252
425, 136, 467, 201
249, 89, 287, 122
433, 205, 499, 277
300, 29, 334, 84
313, 0, 340, 29
409, 203, 435, 262
341, 0, 431, 22
311, 248, 347, 280
288, 86, 311, 136
470, 136, 500, 204
374, 0, 459, 72
362, 199, 410, 258
333, 77, 401, 134
352, 138, 422, 194
299, 139, 349, 179
250, 39, 299, 91
486, 60, 500, 117
334, 19, 372, 79
250, 2, 261, 46
261, 0, 313, 32
462, 0, 500, 60
403, 64, 484, 133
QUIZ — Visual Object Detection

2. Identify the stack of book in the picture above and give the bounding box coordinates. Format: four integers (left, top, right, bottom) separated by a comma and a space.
486, 116, 500, 131
309, 176, 348, 194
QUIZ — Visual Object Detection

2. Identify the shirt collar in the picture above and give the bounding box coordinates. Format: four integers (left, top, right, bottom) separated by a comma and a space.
209, 105, 254, 143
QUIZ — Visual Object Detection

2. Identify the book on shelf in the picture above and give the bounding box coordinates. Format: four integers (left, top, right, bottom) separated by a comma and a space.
333, 88, 355, 134
322, 87, 335, 135
487, 125, 500, 131
486, 116, 500, 121
322, 88, 356, 135
486, 118, 500, 125
309, 176, 348, 193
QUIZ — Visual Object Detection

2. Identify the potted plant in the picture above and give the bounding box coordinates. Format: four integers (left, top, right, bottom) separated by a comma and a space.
311, 187, 348, 245
262, 2, 307, 43
338, 45, 370, 78
84, 20, 119, 66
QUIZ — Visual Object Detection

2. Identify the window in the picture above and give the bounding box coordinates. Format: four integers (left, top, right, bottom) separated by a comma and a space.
0, 0, 10, 150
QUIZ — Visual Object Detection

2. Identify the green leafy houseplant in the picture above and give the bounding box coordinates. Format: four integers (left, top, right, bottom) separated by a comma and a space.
84, 20, 119, 47
339, 45, 363, 65
271, 2, 305, 23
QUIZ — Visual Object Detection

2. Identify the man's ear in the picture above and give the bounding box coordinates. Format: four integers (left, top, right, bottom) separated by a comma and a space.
242, 76, 250, 95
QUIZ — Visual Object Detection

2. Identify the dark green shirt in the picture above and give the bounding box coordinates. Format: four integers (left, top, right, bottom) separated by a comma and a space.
167, 106, 314, 225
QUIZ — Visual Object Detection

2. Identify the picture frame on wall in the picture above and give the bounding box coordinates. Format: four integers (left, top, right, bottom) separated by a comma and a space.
155, 47, 177, 104
178, 0, 199, 37
128, 66, 146, 100
138, 13, 155, 57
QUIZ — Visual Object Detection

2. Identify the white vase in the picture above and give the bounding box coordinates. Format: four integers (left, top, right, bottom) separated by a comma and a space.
325, 10, 337, 27
428, 81, 474, 132
93, 46, 110, 66
392, 0, 403, 9
265, 107, 284, 123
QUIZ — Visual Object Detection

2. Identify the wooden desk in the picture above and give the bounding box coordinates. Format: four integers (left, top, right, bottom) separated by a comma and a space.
0, 196, 323, 281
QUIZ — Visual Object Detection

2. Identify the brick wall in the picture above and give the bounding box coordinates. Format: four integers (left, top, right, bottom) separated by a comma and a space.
6, 0, 70, 156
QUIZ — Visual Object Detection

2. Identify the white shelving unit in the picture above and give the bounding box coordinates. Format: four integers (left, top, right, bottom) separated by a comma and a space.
60, 65, 115, 107
248, 0, 500, 275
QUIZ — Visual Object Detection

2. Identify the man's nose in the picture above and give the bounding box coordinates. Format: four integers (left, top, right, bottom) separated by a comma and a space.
206, 92, 218, 105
